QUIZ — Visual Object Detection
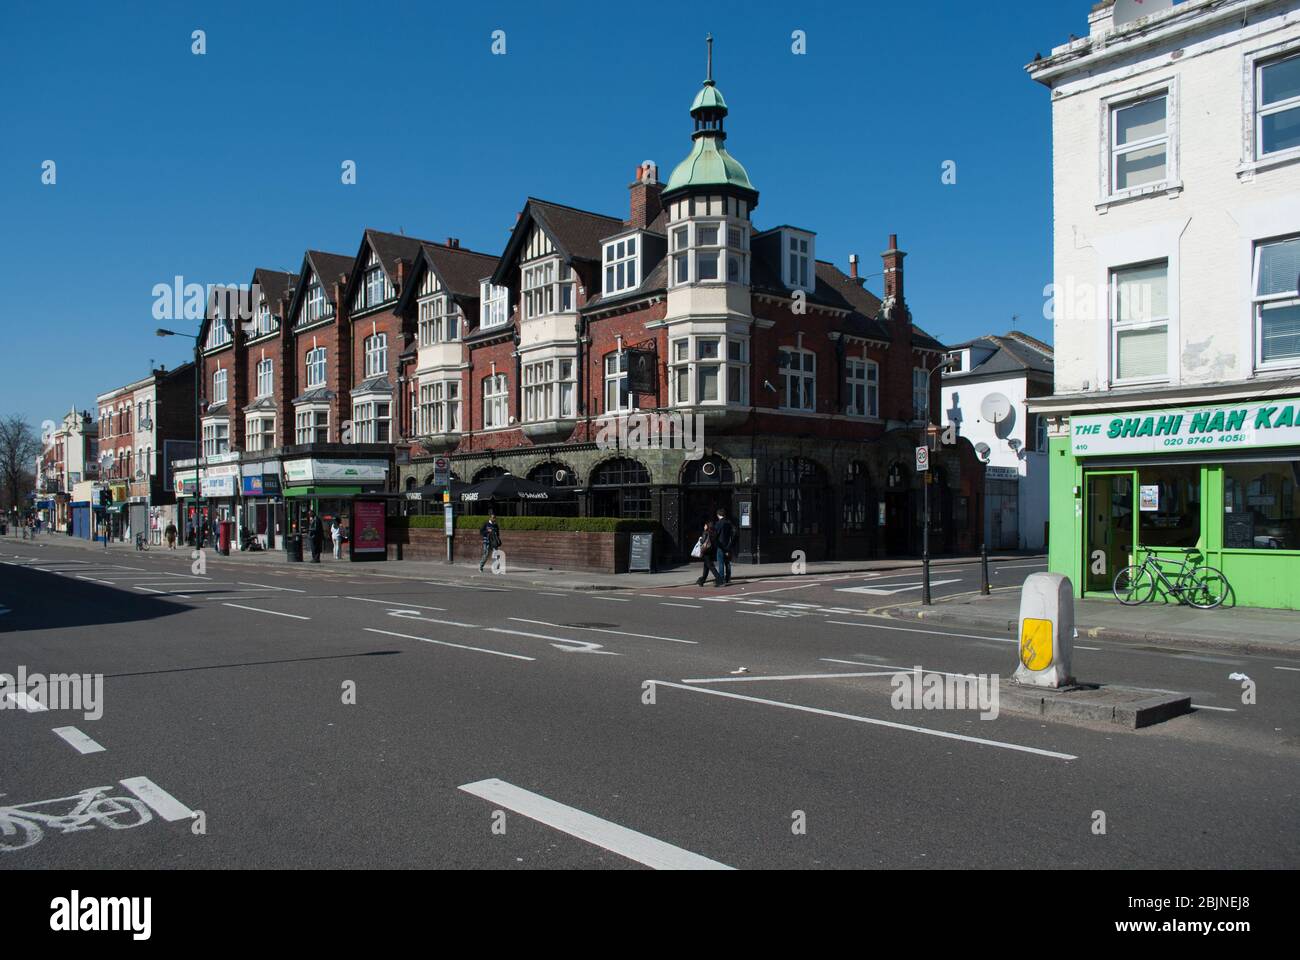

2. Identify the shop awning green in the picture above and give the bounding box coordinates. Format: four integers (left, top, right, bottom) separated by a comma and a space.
283, 486, 365, 498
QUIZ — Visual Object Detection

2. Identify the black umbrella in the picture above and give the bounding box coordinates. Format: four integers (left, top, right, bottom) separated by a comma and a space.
458, 473, 565, 503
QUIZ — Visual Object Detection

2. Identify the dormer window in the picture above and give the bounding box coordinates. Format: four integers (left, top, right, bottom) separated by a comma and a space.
480, 281, 508, 329
522, 259, 575, 319
603, 236, 639, 295
253, 299, 274, 336
301, 279, 330, 325
783, 230, 814, 291
206, 311, 230, 349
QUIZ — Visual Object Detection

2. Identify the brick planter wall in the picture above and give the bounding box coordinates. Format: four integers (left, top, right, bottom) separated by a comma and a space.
388, 526, 634, 573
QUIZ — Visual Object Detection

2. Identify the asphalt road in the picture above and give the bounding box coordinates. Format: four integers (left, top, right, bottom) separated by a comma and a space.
1, 538, 1296, 870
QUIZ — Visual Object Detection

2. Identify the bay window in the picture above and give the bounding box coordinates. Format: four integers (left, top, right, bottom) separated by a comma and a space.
669, 221, 749, 287
418, 295, 459, 345
524, 359, 576, 422
295, 408, 328, 444
671, 336, 748, 405
482, 374, 508, 429
202, 421, 229, 457
778, 348, 815, 411
1254, 235, 1300, 368
418, 380, 461, 435
353, 400, 391, 443
245, 415, 275, 451
1111, 260, 1169, 382
522, 260, 575, 319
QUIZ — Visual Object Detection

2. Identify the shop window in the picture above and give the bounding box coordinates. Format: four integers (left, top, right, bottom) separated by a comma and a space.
1136, 463, 1200, 548
589, 457, 651, 518
765, 457, 827, 536
842, 461, 874, 533
1223, 459, 1299, 549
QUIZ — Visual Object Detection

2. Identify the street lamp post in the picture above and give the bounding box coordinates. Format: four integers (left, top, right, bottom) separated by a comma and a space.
157, 327, 202, 547
921, 355, 956, 605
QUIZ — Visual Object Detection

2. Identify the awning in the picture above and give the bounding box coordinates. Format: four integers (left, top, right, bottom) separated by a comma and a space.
283, 486, 365, 498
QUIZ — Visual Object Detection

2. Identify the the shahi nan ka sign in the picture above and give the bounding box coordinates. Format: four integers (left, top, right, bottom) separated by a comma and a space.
1072, 398, 1300, 457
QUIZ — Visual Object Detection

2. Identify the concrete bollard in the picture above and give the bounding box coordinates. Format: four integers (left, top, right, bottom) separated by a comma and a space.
1014, 572, 1075, 688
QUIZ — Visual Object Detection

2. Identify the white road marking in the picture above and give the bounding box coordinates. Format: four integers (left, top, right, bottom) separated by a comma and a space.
458, 778, 733, 871
238, 581, 307, 593
647, 681, 1077, 761
538, 592, 567, 597
385, 611, 478, 628
52, 726, 106, 754
3, 692, 48, 712
347, 596, 447, 611
364, 627, 534, 661
119, 777, 194, 821
820, 658, 898, 668
133, 585, 166, 594
1074, 645, 1102, 651
592, 596, 630, 602
684, 671, 897, 684
487, 627, 617, 655
826, 619, 1014, 643
222, 603, 311, 620
509, 617, 697, 645
661, 602, 702, 609
1191, 704, 1237, 712
837, 579, 962, 596
1273, 666, 1300, 672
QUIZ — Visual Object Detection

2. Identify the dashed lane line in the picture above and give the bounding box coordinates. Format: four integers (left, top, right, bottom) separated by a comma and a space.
364, 627, 534, 661
52, 726, 106, 754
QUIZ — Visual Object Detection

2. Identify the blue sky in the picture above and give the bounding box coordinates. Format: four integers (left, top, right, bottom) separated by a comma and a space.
0, 0, 1081, 425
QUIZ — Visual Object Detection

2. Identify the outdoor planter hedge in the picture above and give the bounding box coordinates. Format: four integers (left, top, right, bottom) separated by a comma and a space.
400, 515, 659, 533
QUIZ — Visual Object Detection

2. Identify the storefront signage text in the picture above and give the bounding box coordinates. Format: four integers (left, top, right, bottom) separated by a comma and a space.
1072, 398, 1300, 457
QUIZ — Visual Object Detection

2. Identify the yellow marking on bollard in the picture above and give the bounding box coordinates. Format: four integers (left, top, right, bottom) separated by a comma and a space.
1021, 617, 1053, 671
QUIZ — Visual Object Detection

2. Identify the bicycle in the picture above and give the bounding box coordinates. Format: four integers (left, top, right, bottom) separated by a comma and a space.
0, 786, 152, 853
135, 532, 149, 551
1112, 548, 1230, 609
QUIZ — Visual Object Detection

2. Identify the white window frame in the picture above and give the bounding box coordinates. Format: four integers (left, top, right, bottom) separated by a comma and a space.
352, 399, 391, 444
418, 379, 461, 435
668, 220, 750, 289
1099, 79, 1180, 206
912, 368, 930, 422
256, 358, 273, 398
304, 281, 328, 324
522, 259, 575, 319
603, 235, 640, 295
419, 294, 459, 346
784, 231, 814, 292
245, 415, 276, 452
480, 281, 509, 329
604, 352, 638, 413
364, 333, 388, 378
212, 368, 227, 405
482, 374, 509, 429
846, 357, 879, 418
1253, 235, 1300, 371
202, 420, 229, 457
305, 347, 327, 389
295, 407, 329, 444
523, 358, 576, 422
778, 348, 815, 412
1109, 260, 1170, 385
668, 335, 749, 407
1245, 44, 1300, 171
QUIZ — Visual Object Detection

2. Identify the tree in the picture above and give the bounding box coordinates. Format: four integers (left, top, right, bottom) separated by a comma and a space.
0, 415, 42, 513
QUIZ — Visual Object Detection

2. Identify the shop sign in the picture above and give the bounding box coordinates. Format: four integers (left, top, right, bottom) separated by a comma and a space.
283, 458, 387, 484
1072, 398, 1300, 457
174, 476, 198, 497
986, 466, 1019, 480
201, 476, 235, 497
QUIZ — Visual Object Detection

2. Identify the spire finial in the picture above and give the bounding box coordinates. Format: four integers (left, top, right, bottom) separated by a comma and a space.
706, 34, 713, 83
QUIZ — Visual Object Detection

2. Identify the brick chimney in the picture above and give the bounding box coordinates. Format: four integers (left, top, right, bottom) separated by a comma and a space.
446, 237, 460, 249
393, 257, 409, 294
882, 234, 905, 304
627, 161, 664, 229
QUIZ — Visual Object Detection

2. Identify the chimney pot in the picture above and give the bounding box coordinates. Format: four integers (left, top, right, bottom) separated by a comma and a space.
849, 253, 859, 279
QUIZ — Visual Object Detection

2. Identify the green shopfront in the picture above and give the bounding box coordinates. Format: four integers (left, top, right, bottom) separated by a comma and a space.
1049, 397, 1300, 610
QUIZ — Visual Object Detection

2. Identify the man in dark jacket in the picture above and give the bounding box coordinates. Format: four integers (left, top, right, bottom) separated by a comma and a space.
307, 511, 324, 563
713, 507, 735, 587
479, 511, 501, 571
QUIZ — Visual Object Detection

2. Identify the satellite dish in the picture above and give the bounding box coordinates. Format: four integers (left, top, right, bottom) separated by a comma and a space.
975, 442, 992, 463
980, 392, 1016, 439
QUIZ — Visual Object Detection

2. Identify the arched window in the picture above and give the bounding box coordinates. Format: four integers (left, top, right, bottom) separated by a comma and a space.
843, 461, 874, 532
683, 455, 734, 486
405, 476, 417, 492
765, 457, 827, 536
527, 461, 579, 488
589, 457, 652, 518
472, 465, 507, 483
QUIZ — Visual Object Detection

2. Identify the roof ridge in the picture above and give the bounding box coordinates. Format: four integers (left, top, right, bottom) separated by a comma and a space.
526, 196, 621, 223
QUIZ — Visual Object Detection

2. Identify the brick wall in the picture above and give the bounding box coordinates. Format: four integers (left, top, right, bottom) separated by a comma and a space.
389, 525, 630, 573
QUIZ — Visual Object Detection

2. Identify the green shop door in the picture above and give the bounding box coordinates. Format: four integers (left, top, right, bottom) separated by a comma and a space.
1084, 470, 1137, 594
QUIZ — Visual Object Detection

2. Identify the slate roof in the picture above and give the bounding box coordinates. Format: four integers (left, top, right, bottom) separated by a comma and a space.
944, 332, 1054, 381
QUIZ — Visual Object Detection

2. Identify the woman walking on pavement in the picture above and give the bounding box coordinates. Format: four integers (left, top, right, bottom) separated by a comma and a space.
694, 520, 718, 587
331, 517, 343, 560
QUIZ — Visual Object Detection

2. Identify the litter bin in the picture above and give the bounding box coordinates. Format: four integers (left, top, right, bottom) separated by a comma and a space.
285, 533, 303, 562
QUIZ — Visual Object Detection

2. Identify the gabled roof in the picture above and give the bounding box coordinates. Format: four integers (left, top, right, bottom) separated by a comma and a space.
285, 250, 355, 327
395, 241, 499, 316
343, 229, 426, 309
490, 198, 623, 285
944, 331, 1054, 381
812, 261, 946, 351
252, 268, 297, 314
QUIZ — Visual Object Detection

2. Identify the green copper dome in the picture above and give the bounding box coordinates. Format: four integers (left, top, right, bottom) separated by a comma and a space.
690, 81, 728, 114
665, 133, 754, 193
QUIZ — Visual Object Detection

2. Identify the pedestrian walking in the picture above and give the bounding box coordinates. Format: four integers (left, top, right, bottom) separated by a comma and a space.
331, 518, 343, 560
713, 507, 735, 587
479, 511, 501, 571
693, 520, 718, 587
307, 511, 323, 563
165, 521, 177, 549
